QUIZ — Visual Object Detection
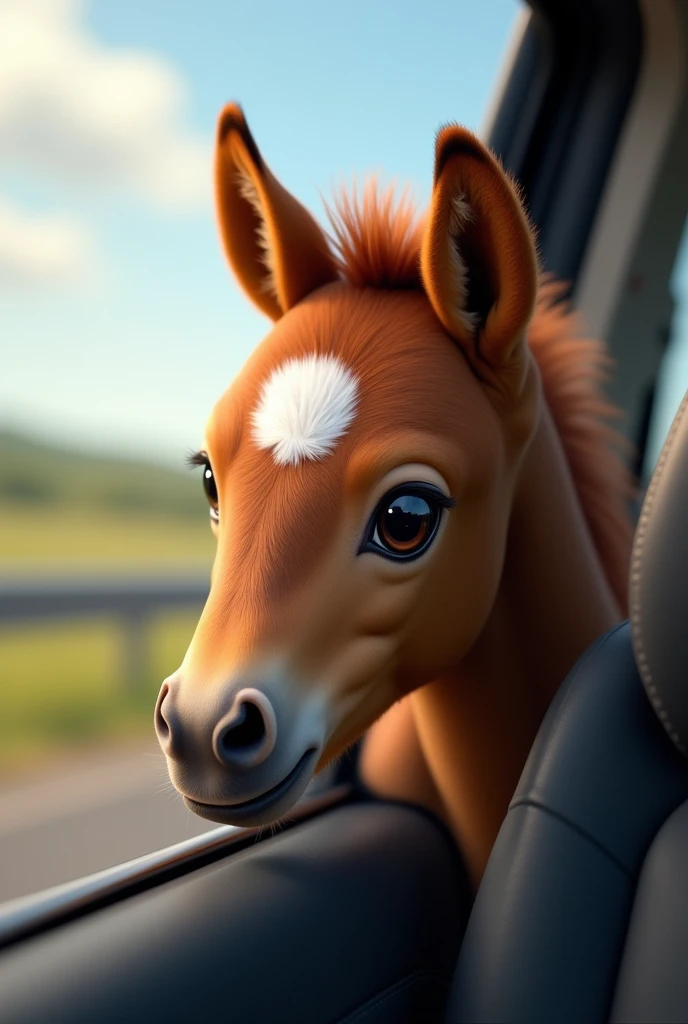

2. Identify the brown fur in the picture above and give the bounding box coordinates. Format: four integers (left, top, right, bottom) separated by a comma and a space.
326, 182, 635, 611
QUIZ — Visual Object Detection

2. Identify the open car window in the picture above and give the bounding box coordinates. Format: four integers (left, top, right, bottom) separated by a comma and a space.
0, 0, 523, 906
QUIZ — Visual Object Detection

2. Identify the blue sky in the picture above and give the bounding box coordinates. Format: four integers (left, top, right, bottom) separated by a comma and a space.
0, 0, 520, 466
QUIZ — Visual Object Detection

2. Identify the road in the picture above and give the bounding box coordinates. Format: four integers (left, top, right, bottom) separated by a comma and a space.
0, 743, 213, 904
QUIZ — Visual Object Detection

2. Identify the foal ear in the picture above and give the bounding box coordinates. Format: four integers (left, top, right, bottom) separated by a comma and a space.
215, 104, 339, 320
420, 125, 538, 397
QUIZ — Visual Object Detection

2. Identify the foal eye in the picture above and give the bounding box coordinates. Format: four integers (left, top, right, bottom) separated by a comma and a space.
360, 484, 454, 562
202, 462, 219, 522
378, 494, 434, 552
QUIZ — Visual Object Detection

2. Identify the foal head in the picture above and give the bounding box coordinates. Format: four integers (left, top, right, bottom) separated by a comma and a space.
155, 105, 539, 825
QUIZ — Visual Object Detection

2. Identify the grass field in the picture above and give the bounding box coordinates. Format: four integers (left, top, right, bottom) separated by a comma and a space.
0, 506, 215, 568
0, 610, 200, 775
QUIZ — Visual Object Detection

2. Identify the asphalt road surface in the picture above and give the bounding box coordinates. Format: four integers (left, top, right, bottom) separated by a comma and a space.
0, 742, 213, 904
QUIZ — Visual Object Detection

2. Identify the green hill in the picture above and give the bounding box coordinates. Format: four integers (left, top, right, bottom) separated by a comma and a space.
0, 430, 203, 520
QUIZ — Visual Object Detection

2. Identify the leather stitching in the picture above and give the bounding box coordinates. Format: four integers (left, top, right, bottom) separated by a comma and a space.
629, 391, 688, 754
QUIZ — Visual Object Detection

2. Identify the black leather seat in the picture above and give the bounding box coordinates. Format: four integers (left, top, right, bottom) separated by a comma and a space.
445, 392, 688, 1024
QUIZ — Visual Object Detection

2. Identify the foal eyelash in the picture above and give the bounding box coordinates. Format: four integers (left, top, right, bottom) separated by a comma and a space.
398, 484, 456, 511
186, 449, 208, 470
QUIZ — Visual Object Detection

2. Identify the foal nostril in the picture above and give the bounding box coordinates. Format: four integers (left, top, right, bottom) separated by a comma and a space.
221, 701, 264, 748
155, 682, 179, 758
213, 688, 277, 769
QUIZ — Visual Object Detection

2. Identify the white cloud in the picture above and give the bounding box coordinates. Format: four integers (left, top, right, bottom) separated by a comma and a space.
0, 0, 211, 211
0, 196, 96, 287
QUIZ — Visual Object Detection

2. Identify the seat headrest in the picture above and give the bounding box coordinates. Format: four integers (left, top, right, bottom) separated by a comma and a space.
630, 391, 688, 757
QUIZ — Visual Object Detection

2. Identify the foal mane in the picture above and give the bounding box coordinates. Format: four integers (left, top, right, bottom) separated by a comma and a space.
326, 181, 635, 614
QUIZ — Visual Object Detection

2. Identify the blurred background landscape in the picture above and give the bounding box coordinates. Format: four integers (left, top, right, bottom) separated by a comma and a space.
0, 428, 213, 776
0, 428, 215, 903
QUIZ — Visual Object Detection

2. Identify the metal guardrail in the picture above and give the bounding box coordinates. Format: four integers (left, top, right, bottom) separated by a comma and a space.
0, 576, 209, 623
0, 575, 209, 685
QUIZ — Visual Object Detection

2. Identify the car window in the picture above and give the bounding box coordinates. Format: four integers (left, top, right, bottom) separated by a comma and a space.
644, 219, 688, 473
0, 0, 523, 903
